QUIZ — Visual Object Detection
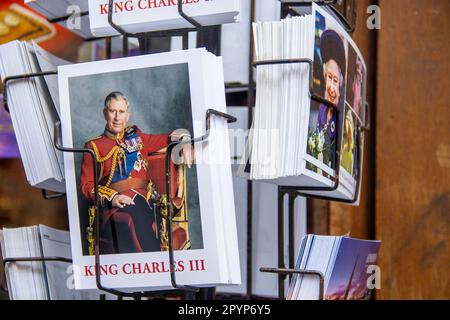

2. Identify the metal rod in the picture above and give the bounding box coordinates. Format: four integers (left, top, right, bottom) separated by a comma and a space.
182, 33, 189, 50
47, 11, 89, 24
362, 102, 371, 131
3, 257, 72, 264
288, 192, 296, 280
245, 0, 255, 300
105, 37, 112, 59
260, 267, 325, 300
277, 187, 286, 299
107, 0, 133, 37
107, 0, 201, 39
253, 58, 338, 111
2, 71, 58, 114
41, 189, 66, 200
328, 0, 356, 33
177, 0, 202, 29
122, 35, 129, 57
2, 256, 72, 293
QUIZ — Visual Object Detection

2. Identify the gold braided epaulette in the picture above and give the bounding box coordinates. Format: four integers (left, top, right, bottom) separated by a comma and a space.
85, 135, 102, 143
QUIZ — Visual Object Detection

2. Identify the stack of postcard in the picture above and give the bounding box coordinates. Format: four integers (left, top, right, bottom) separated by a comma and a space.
0, 40, 69, 193
287, 234, 381, 300
0, 225, 102, 300
239, 3, 367, 203
24, 0, 93, 39
89, 0, 242, 37
58, 48, 241, 290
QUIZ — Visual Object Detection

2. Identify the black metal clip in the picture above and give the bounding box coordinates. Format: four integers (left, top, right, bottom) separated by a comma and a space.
2, 71, 58, 114
1, 256, 72, 294
165, 109, 237, 292
253, 59, 339, 111
260, 267, 325, 300
107, 0, 202, 39
54, 121, 140, 298
53, 108, 236, 298
253, 58, 370, 204
41, 189, 66, 200
252, 59, 341, 200
1, 71, 65, 200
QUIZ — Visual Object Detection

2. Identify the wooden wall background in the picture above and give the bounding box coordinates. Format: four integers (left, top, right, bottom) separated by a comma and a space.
309, 0, 450, 299
376, 0, 449, 299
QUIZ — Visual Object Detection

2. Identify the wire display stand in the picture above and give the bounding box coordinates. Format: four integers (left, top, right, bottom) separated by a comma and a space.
251, 24, 369, 301
0, 0, 366, 301
217, 0, 360, 300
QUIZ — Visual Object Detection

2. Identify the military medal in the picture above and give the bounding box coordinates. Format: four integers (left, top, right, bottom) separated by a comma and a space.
136, 136, 143, 150
134, 152, 143, 172
127, 139, 135, 152
123, 137, 143, 153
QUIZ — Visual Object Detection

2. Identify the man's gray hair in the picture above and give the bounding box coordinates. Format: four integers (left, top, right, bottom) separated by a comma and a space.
104, 91, 129, 109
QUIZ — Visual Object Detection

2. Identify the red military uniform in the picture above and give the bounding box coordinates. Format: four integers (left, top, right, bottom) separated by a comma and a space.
80, 125, 177, 254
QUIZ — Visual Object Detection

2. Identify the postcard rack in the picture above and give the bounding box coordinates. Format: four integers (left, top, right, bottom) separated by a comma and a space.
1, 0, 364, 301
1, 70, 236, 299
216, 0, 360, 300
251, 51, 369, 300
241, 0, 366, 300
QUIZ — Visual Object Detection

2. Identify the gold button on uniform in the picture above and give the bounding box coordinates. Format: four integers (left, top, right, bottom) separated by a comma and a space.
4, 14, 20, 27
0, 23, 10, 36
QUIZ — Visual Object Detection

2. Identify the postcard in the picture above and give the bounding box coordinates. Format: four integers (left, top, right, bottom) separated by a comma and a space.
58, 49, 240, 290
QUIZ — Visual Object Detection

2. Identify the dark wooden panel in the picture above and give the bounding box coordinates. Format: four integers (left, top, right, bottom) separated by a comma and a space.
376, 0, 450, 299
307, 199, 329, 235
0, 159, 67, 229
